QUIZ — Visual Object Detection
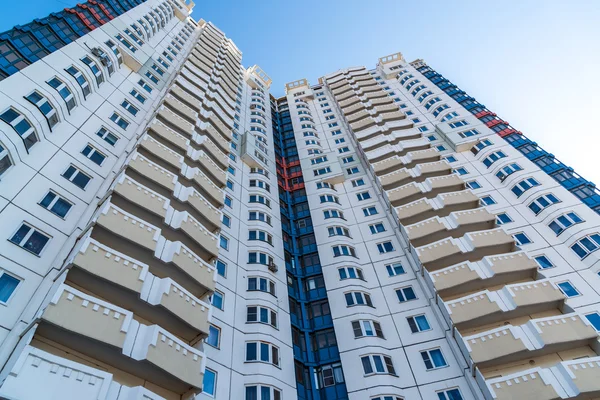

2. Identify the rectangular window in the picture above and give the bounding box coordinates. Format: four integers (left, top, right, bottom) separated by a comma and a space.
110, 112, 130, 130
211, 290, 224, 310
121, 100, 139, 116
377, 241, 394, 254
437, 388, 464, 400
219, 235, 229, 250
96, 127, 118, 146
570, 233, 600, 259
47, 77, 76, 112
65, 66, 90, 97
408, 315, 431, 333
386, 263, 405, 276
534, 255, 554, 269
9, 223, 51, 255
557, 281, 580, 298
421, 348, 447, 370
0, 272, 21, 303
206, 325, 220, 348
513, 232, 532, 246
39, 191, 72, 218
62, 165, 91, 189
81, 144, 106, 166
202, 369, 217, 397
396, 286, 417, 302
80, 56, 104, 86
25, 91, 58, 129
0, 108, 38, 150
496, 212, 512, 225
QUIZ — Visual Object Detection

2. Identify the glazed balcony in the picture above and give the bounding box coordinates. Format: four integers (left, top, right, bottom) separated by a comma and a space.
113, 174, 169, 218
69, 237, 212, 341
444, 279, 565, 332
429, 252, 539, 299
197, 122, 229, 153
139, 135, 185, 169
462, 313, 598, 370
37, 285, 206, 395
127, 153, 178, 192
406, 208, 496, 248
158, 107, 195, 137
149, 119, 190, 152
177, 185, 222, 231
415, 228, 516, 272
164, 95, 198, 123
186, 149, 226, 187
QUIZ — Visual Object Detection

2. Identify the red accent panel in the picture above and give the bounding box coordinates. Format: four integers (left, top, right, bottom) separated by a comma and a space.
78, 3, 107, 24
64, 8, 96, 31
474, 110, 495, 119
89, 0, 115, 20
497, 128, 522, 138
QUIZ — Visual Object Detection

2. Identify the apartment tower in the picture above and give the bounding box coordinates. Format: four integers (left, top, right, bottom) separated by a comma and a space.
0, 2, 598, 400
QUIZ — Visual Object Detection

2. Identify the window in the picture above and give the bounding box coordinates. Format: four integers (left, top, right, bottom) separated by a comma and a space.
513, 232, 532, 246
352, 178, 365, 187
338, 266, 364, 280
356, 191, 371, 201
323, 209, 344, 220
345, 291, 373, 307
39, 191, 72, 218
110, 112, 129, 130
453, 167, 468, 175
361, 354, 396, 376
363, 206, 378, 216
328, 226, 351, 238
557, 281, 580, 298
421, 348, 447, 370
570, 233, 600, 259
248, 230, 273, 245
318, 363, 345, 387
249, 194, 270, 207
247, 306, 278, 328
471, 139, 492, 155
534, 255, 554, 269
528, 193, 560, 215
226, 180, 234, 190
445, 156, 457, 163
511, 178, 540, 197
138, 79, 153, 93
332, 245, 357, 258
385, 263, 405, 276
249, 211, 271, 225
129, 89, 146, 105
482, 151, 507, 168
81, 144, 106, 166
211, 290, 224, 310
121, 100, 139, 116
206, 325, 220, 348
0, 108, 38, 150
347, 167, 360, 175
372, 397, 403, 400
245, 341, 279, 367
9, 223, 50, 256
458, 129, 479, 138
437, 388, 464, 400
407, 315, 431, 333
493, 163, 520, 182
466, 180, 481, 190
80, 56, 104, 86
25, 91, 58, 129
448, 120, 468, 128
396, 286, 417, 302
62, 165, 91, 189
369, 223, 386, 234
0, 143, 13, 177
224, 196, 232, 208
496, 212, 513, 225
248, 276, 276, 296
480, 195, 496, 206
47, 77, 76, 111
585, 313, 600, 331
377, 241, 394, 254
116, 34, 137, 53
219, 235, 229, 250
319, 195, 339, 204
248, 252, 274, 266
65, 66, 90, 97
352, 320, 384, 338
314, 167, 331, 176
96, 127, 118, 146
548, 212, 583, 235
436, 145, 446, 152
418, 126, 429, 133
202, 368, 216, 397
245, 385, 281, 400
0, 272, 21, 303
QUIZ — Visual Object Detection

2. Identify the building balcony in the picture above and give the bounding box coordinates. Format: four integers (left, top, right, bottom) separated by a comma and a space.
368, 140, 432, 164
206, 113, 231, 141
482, 366, 569, 400
346, 108, 370, 123
186, 149, 226, 187
37, 285, 206, 396
186, 166, 225, 207
338, 95, 361, 108
462, 313, 598, 370
374, 103, 399, 114
181, 67, 209, 92
177, 185, 222, 231
164, 95, 198, 124
160, 241, 216, 297
329, 79, 347, 90
350, 116, 376, 132
406, 208, 496, 247
342, 102, 365, 115
158, 107, 194, 137
113, 174, 170, 219
171, 84, 202, 112
364, 90, 387, 100
69, 237, 212, 341
198, 122, 229, 153
170, 211, 219, 260
380, 111, 405, 122
127, 153, 178, 192
149, 120, 190, 152
332, 84, 352, 96
416, 228, 516, 272
396, 190, 480, 225
194, 133, 228, 168
360, 84, 380, 93
139, 135, 185, 169
336, 90, 356, 102
386, 174, 465, 208
369, 96, 393, 106
444, 279, 565, 332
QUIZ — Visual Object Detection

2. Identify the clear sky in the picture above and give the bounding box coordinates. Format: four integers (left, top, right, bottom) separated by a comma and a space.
1, 0, 600, 186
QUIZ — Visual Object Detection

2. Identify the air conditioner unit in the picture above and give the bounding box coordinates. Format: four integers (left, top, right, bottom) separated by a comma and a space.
268, 261, 278, 273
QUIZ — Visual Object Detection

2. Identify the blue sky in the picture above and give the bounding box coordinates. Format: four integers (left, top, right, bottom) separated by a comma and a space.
2, 0, 600, 185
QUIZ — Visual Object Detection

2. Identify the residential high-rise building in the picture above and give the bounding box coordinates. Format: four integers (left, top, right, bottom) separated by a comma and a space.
0, 2, 599, 400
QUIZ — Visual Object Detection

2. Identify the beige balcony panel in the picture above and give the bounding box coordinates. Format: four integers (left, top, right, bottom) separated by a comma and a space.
387, 182, 423, 206
165, 96, 198, 123
181, 188, 222, 229
533, 314, 598, 348
158, 107, 194, 136
360, 84, 380, 93
207, 113, 231, 140
140, 135, 184, 169
113, 175, 169, 218
487, 252, 539, 277
197, 135, 228, 167
440, 190, 481, 209
131, 324, 205, 393
162, 242, 216, 296
200, 124, 229, 152
447, 291, 504, 329
380, 168, 411, 189
329, 78, 347, 90
466, 326, 532, 368
170, 85, 201, 111
485, 369, 565, 400
419, 160, 452, 177
454, 207, 497, 229
192, 169, 224, 207
95, 203, 161, 252
71, 237, 148, 295
429, 174, 465, 193
430, 262, 482, 295
417, 238, 462, 269
407, 217, 448, 246
336, 90, 356, 102
127, 153, 177, 192
508, 280, 565, 311
396, 199, 434, 224
332, 84, 352, 96
561, 357, 600, 398
42, 285, 133, 350
181, 68, 208, 91
365, 90, 387, 100
469, 228, 515, 254
374, 103, 398, 114
342, 102, 365, 115
380, 111, 405, 122
174, 213, 219, 258
370, 96, 393, 106
350, 117, 377, 132
373, 156, 404, 175
197, 42, 217, 58
149, 120, 189, 152
339, 96, 361, 109
347, 109, 370, 123
191, 152, 226, 187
